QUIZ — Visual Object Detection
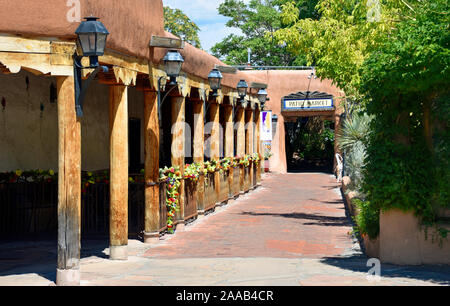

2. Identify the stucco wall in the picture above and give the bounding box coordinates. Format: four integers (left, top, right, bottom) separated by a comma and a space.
0, 71, 58, 172
380, 209, 450, 265
0, 71, 144, 172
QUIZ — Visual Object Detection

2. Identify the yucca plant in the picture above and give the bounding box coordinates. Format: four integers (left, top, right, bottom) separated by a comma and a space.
337, 112, 373, 194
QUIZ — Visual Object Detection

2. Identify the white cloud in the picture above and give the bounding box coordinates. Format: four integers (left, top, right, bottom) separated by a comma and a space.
162, 0, 246, 53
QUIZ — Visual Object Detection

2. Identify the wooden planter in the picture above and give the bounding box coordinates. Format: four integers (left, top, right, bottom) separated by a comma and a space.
184, 178, 198, 221
232, 166, 240, 197
243, 166, 251, 192
252, 163, 258, 188
203, 172, 217, 212
218, 170, 230, 204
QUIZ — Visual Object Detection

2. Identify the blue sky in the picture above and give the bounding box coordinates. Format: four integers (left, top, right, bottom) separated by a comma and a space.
162, 0, 248, 53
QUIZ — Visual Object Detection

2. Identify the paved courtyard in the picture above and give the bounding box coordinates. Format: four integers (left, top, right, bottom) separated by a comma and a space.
0, 173, 449, 286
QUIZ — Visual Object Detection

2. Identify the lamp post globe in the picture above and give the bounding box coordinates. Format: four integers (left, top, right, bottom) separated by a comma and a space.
237, 79, 248, 99
208, 68, 223, 97
164, 50, 184, 85
257, 88, 268, 110
75, 16, 109, 66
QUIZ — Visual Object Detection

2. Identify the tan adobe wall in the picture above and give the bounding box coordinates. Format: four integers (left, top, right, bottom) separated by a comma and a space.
0, 70, 145, 172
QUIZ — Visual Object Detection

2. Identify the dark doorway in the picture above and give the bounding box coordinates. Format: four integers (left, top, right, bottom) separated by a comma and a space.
129, 118, 141, 173
285, 117, 335, 173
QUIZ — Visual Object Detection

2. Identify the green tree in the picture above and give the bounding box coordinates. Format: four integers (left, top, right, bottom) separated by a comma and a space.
211, 0, 318, 66
164, 6, 202, 49
275, 0, 450, 240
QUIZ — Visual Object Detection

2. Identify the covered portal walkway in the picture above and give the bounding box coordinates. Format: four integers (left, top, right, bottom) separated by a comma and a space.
1, 173, 449, 286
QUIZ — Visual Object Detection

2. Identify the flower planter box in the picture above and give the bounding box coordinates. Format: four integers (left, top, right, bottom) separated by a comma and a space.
232, 166, 240, 197
184, 178, 198, 221
243, 166, 251, 192
218, 170, 230, 204
203, 172, 217, 212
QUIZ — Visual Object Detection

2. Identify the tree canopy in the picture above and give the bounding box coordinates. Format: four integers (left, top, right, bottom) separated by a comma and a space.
274, 0, 450, 239
211, 0, 319, 66
164, 6, 202, 49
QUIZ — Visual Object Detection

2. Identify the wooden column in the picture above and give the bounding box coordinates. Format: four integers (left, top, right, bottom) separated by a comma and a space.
246, 109, 254, 188
255, 108, 262, 185
209, 102, 221, 205
224, 105, 234, 198
56, 76, 81, 286
171, 95, 186, 230
236, 106, 245, 193
193, 100, 205, 215
109, 85, 128, 260
143, 91, 160, 243
224, 105, 234, 158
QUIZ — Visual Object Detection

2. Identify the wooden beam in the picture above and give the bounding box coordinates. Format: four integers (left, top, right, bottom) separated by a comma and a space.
150, 36, 185, 49
215, 65, 237, 74
250, 82, 268, 89
144, 91, 160, 243
56, 76, 81, 286
109, 85, 129, 260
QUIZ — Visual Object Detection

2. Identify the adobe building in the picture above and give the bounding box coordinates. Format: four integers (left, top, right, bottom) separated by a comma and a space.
0, 0, 348, 285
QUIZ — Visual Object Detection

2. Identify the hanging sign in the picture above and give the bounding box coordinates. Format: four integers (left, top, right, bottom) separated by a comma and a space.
283, 98, 334, 110
261, 111, 272, 141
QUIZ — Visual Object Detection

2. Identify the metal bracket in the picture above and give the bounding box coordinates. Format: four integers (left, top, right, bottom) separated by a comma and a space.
157, 75, 179, 128
74, 55, 109, 117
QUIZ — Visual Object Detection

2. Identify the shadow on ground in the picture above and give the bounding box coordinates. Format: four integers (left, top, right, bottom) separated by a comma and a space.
0, 237, 110, 283
320, 255, 450, 285
240, 211, 351, 227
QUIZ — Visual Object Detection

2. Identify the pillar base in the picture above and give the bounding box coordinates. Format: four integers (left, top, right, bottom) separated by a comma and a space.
109, 245, 128, 260
56, 268, 80, 286
144, 232, 160, 244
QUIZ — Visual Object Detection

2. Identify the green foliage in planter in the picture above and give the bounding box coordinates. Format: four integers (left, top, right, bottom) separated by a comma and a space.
352, 199, 379, 240
360, 0, 450, 239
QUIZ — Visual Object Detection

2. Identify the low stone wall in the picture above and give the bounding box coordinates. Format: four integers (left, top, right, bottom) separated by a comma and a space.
342, 176, 450, 265
380, 209, 450, 265
341, 176, 379, 259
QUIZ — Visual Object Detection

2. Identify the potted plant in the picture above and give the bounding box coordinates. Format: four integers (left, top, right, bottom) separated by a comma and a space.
264, 151, 273, 172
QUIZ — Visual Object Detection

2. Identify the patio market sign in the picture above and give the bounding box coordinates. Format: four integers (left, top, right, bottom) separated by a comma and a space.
282, 91, 334, 112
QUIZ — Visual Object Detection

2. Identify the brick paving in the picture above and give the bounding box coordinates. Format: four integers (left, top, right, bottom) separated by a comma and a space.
143, 172, 356, 259
1, 172, 449, 286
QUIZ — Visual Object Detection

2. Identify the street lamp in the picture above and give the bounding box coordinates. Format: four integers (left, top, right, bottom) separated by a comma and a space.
208, 68, 223, 97
237, 79, 248, 100
74, 16, 110, 117
157, 50, 185, 126
257, 88, 268, 110
163, 50, 184, 86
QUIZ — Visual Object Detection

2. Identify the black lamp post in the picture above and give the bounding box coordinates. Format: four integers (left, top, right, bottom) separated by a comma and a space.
74, 16, 109, 117
237, 79, 248, 100
157, 50, 185, 126
203, 68, 223, 123
163, 50, 184, 86
208, 68, 223, 97
257, 88, 268, 110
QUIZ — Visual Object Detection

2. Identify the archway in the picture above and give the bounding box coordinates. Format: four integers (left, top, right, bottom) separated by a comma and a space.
281, 91, 336, 173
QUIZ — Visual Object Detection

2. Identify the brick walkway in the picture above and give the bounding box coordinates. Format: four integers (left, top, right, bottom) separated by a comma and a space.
144, 172, 356, 259
1, 173, 449, 286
